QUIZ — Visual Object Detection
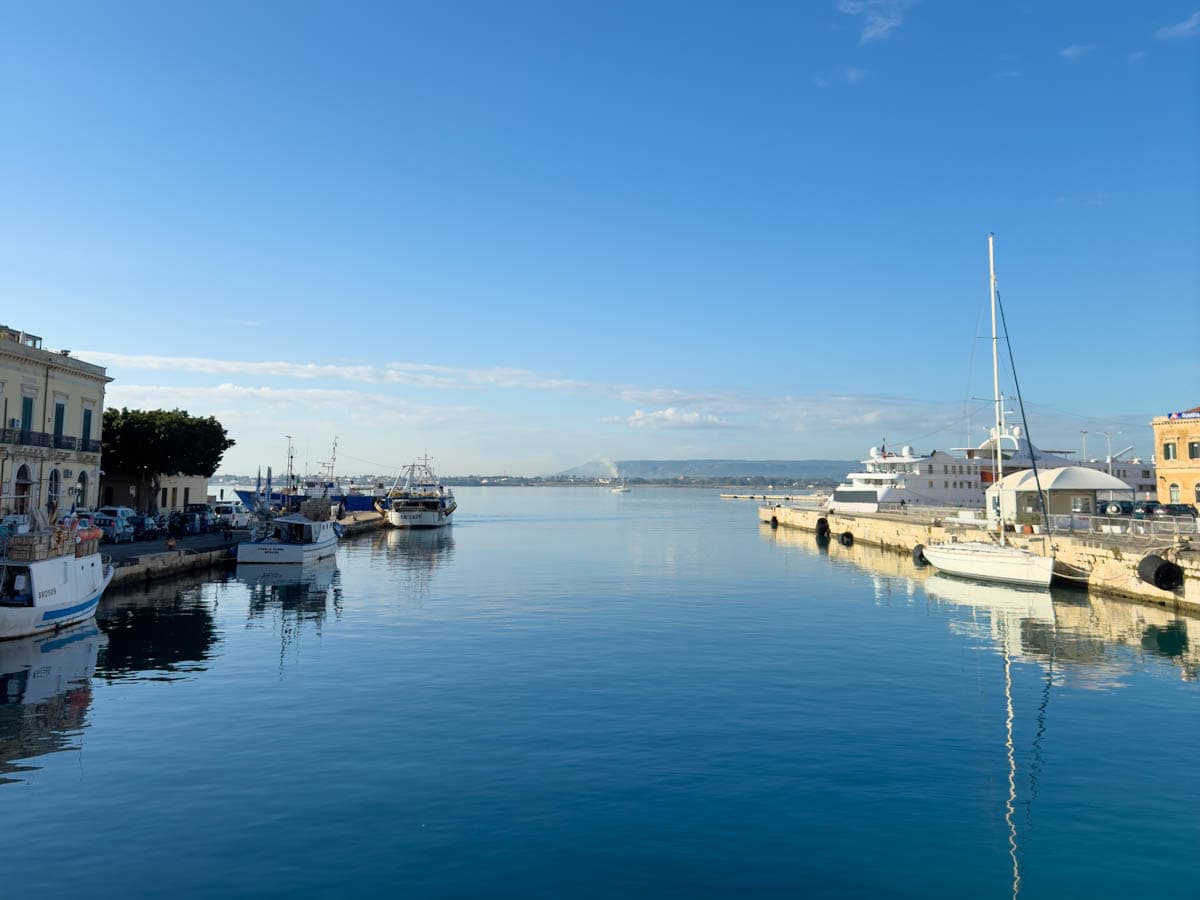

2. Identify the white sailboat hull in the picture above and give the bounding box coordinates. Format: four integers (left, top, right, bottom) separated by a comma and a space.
920, 542, 1055, 588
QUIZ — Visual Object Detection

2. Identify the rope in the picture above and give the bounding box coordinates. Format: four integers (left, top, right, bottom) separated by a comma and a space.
995, 286, 1051, 536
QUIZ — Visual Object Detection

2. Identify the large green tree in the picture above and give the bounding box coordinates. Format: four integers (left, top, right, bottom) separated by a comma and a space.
102, 408, 235, 511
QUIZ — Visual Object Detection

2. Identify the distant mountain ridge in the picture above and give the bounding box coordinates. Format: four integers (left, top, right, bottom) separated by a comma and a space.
559, 459, 854, 480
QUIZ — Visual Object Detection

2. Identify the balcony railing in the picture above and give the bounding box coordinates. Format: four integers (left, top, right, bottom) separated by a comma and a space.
0, 428, 101, 454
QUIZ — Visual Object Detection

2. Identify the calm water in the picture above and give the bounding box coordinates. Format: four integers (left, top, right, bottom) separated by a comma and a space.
2, 487, 1197, 898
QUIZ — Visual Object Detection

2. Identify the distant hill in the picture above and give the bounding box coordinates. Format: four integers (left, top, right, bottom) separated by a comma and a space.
559, 459, 854, 481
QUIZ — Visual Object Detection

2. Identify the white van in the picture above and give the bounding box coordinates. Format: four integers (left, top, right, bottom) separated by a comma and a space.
213, 502, 251, 528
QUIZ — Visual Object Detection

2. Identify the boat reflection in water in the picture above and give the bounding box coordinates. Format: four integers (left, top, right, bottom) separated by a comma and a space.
763, 521, 1200, 684
237, 558, 342, 662
0, 622, 106, 784
374, 527, 456, 599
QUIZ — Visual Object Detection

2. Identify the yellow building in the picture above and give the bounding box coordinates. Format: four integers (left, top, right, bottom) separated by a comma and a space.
0, 325, 110, 518
1152, 406, 1200, 509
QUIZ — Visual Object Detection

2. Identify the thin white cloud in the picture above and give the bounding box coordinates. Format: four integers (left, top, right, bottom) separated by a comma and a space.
1156, 11, 1200, 40
993, 70, 1022, 79
624, 408, 731, 430
106, 383, 478, 424
844, 66, 868, 83
1059, 44, 1097, 61
836, 0, 911, 44
1128, 50, 1147, 61
79, 350, 587, 393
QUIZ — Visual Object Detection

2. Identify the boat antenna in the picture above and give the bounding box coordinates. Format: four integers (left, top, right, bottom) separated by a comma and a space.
994, 281, 1051, 537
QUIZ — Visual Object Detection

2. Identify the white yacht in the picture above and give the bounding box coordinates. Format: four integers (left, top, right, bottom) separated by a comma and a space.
0, 517, 114, 639
377, 459, 457, 529
829, 444, 985, 513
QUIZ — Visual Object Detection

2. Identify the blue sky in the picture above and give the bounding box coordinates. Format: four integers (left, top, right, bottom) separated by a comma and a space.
3, 1, 1197, 475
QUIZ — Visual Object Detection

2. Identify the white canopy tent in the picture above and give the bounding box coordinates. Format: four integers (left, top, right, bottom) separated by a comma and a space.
986, 466, 1133, 524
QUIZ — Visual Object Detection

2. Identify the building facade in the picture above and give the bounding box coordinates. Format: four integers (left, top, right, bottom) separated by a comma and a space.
99, 472, 209, 514
0, 325, 110, 519
1152, 407, 1200, 509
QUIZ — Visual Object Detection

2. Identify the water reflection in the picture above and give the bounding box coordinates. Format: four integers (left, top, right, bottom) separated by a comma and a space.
762, 522, 1199, 681
374, 528, 456, 598
237, 559, 341, 666
97, 578, 220, 681
0, 623, 105, 784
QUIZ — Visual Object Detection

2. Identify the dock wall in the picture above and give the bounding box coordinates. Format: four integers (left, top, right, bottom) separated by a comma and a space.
108, 511, 387, 589
760, 504, 1200, 611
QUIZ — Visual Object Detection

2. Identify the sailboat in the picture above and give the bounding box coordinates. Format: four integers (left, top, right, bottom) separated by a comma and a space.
920, 234, 1055, 589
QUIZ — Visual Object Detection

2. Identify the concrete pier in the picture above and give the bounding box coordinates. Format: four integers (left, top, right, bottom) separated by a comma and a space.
760, 504, 1200, 611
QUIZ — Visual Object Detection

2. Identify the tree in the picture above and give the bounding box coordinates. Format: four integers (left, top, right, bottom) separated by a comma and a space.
102, 408, 235, 512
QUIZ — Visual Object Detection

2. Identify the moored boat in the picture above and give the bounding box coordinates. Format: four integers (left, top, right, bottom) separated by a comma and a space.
0, 518, 114, 640
376, 459, 456, 529
920, 233, 1055, 589
236, 509, 340, 565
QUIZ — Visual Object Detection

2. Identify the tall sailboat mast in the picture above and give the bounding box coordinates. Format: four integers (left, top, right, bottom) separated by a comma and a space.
989, 232, 1006, 545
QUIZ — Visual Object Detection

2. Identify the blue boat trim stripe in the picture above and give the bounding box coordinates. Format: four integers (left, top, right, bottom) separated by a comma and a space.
41, 594, 101, 622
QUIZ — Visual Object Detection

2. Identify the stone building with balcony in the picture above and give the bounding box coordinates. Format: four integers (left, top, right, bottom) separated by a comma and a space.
0, 325, 109, 519
1152, 406, 1200, 509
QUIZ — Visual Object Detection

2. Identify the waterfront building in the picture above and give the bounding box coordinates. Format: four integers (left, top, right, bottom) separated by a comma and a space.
0, 325, 109, 518
98, 471, 210, 514
1152, 406, 1200, 508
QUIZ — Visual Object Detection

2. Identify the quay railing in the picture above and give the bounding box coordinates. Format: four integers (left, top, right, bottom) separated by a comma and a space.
1044, 513, 1197, 542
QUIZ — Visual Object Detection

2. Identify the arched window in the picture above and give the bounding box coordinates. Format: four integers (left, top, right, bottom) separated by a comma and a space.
48, 469, 60, 515
14, 464, 32, 514
76, 471, 88, 509
1169, 483, 1180, 503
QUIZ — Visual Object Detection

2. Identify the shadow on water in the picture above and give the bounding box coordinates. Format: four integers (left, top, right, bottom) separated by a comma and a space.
0, 622, 105, 784
96, 576, 221, 682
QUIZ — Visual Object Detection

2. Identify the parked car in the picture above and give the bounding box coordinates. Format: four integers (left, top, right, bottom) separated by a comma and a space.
98, 505, 138, 523
213, 502, 252, 529
169, 512, 202, 536
127, 514, 160, 541
93, 513, 134, 543
1132, 501, 1162, 519
1154, 503, 1198, 519
1102, 500, 1134, 517
185, 504, 215, 533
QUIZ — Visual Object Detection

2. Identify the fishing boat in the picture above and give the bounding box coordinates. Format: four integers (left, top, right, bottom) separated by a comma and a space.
376, 458, 456, 529
236, 504, 340, 565
920, 234, 1055, 589
0, 516, 114, 640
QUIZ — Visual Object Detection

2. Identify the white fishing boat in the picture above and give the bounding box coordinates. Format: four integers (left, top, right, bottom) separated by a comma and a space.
376, 458, 456, 529
0, 517, 114, 640
236, 512, 340, 564
920, 234, 1055, 589
610, 482, 630, 493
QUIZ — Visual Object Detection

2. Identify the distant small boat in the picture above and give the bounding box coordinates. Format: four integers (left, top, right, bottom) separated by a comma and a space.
610, 484, 630, 493
0, 517, 113, 639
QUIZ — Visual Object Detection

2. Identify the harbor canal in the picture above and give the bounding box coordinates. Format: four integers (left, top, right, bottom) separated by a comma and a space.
2, 487, 1197, 898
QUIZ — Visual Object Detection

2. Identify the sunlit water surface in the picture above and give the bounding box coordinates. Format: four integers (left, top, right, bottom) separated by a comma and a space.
2, 487, 1197, 898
